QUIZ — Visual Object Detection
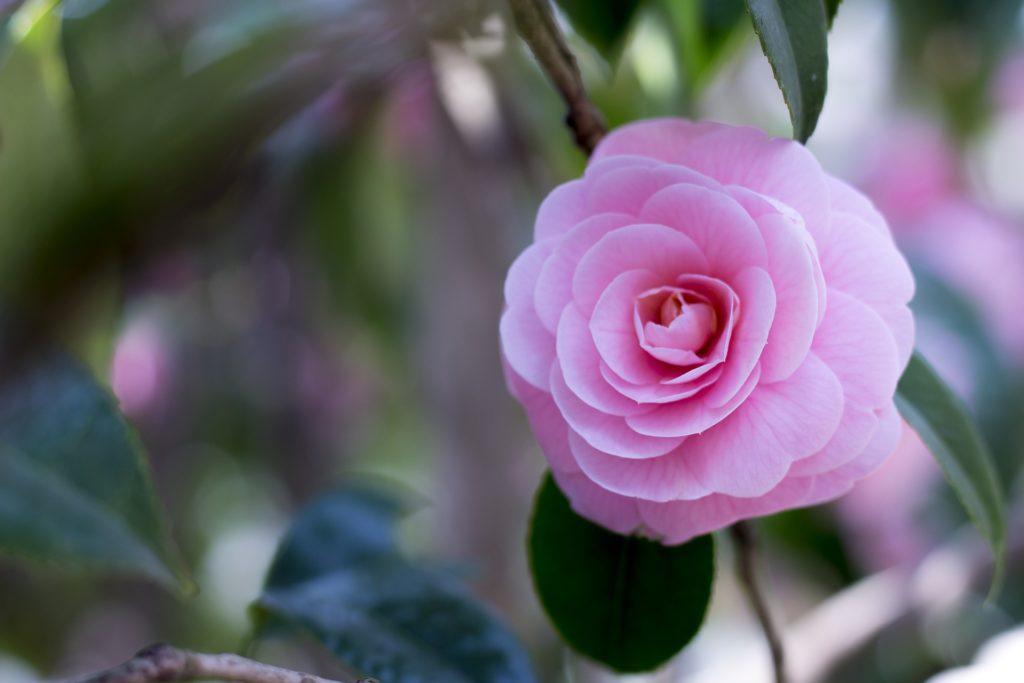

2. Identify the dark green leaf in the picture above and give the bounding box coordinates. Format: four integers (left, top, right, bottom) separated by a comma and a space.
264, 483, 414, 590
744, 0, 828, 142
528, 474, 714, 672
0, 357, 191, 591
825, 0, 842, 27
260, 559, 536, 683
554, 0, 644, 64
258, 486, 536, 683
896, 351, 1006, 592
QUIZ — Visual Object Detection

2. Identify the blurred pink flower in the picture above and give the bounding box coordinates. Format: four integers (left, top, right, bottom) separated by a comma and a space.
859, 119, 960, 226
501, 118, 914, 544
111, 319, 171, 417
909, 200, 1024, 367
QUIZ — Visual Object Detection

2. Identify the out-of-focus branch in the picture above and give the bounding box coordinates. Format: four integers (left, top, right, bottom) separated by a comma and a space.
506, 0, 606, 154
55, 644, 377, 683
731, 521, 789, 683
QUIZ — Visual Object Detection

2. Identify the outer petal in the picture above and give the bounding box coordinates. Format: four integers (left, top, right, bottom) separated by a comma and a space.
676, 125, 831, 238
638, 477, 815, 545
568, 431, 709, 502
504, 364, 579, 475
573, 224, 709, 315
788, 404, 878, 476
499, 305, 554, 390
504, 239, 555, 310
534, 180, 588, 241
819, 212, 915, 309
812, 290, 901, 410
549, 365, 681, 459
551, 469, 644, 536
686, 354, 844, 497
639, 184, 769, 276
557, 306, 645, 416
803, 403, 903, 505
591, 118, 723, 164
583, 164, 721, 216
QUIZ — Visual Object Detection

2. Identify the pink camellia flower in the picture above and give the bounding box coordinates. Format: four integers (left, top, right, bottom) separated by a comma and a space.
500, 119, 915, 543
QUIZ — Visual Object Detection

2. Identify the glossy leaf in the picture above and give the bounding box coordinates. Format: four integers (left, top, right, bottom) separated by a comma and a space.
896, 351, 1006, 591
554, 0, 644, 64
744, 0, 828, 142
528, 474, 714, 672
0, 357, 190, 591
258, 486, 537, 683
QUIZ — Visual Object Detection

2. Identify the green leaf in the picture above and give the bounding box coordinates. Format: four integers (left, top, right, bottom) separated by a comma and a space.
257, 486, 537, 683
264, 483, 414, 590
825, 0, 842, 27
554, 0, 644, 64
528, 474, 714, 673
896, 351, 1006, 592
0, 357, 191, 592
744, 0, 828, 142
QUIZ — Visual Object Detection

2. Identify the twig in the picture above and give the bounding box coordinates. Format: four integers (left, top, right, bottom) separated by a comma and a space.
507, 0, 606, 154
54, 643, 378, 683
731, 521, 789, 683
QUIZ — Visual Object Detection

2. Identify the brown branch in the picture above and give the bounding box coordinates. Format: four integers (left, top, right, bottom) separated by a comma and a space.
507, 0, 606, 155
54, 644, 378, 683
731, 521, 789, 683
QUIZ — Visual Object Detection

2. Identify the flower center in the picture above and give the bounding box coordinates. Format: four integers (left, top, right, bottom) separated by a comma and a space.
634, 285, 722, 367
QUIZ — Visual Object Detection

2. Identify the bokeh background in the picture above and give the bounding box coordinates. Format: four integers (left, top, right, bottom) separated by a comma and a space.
1, 0, 1023, 681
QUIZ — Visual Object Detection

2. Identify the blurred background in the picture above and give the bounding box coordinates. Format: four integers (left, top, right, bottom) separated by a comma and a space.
0, 0, 1023, 681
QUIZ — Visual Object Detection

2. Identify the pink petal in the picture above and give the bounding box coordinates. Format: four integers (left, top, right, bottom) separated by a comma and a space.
638, 477, 816, 545
568, 431, 709, 502
573, 223, 709, 315
549, 364, 682, 459
676, 125, 831, 238
639, 184, 768, 276
702, 267, 775, 407
803, 403, 903, 505
503, 363, 580, 474
788, 403, 878, 476
756, 212, 823, 382
591, 118, 724, 164
600, 361, 723, 404
551, 469, 644, 536
589, 269, 670, 384
812, 290, 901, 410
827, 176, 891, 238
504, 239, 555, 310
819, 211, 915, 309
626, 365, 761, 438
583, 164, 722, 216
534, 213, 636, 332
499, 305, 555, 390
556, 306, 646, 416
686, 353, 844, 497
534, 180, 587, 241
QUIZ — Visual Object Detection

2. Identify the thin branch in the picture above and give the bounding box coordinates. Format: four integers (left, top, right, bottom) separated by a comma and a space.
507, 0, 606, 155
731, 521, 789, 683
54, 644, 378, 683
